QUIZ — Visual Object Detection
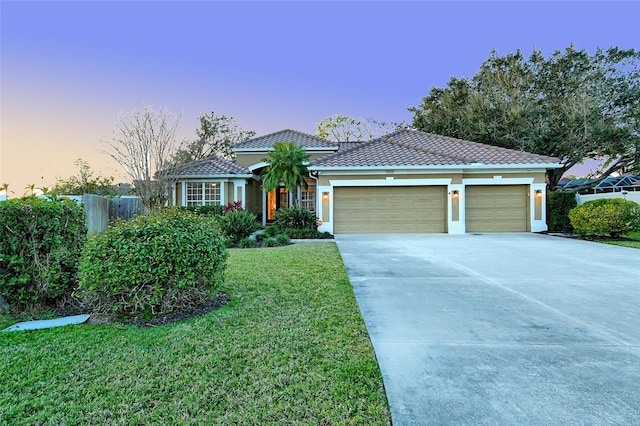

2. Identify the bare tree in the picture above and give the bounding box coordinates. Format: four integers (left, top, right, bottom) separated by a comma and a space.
104, 105, 184, 210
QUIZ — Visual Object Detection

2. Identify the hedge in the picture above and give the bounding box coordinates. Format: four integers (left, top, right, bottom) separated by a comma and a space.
568, 198, 640, 237
0, 197, 87, 309
78, 209, 227, 319
547, 191, 578, 233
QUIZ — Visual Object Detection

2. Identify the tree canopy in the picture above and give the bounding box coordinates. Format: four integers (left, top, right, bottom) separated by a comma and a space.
50, 159, 115, 196
172, 111, 255, 164
316, 114, 397, 142
261, 142, 310, 207
409, 46, 640, 190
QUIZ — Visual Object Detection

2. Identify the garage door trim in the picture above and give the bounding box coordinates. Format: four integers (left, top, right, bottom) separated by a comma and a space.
329, 178, 453, 187
333, 185, 447, 234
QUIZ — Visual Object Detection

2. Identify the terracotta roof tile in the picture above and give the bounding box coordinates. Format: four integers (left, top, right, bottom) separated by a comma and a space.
311, 129, 560, 168
232, 129, 336, 150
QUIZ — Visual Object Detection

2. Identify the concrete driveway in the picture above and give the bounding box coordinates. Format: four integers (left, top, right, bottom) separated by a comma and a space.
335, 233, 640, 425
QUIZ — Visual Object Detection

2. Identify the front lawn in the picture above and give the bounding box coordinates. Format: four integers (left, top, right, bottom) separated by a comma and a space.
605, 231, 640, 249
0, 242, 390, 425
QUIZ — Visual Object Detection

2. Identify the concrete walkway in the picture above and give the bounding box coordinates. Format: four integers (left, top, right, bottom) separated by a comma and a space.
335, 233, 640, 425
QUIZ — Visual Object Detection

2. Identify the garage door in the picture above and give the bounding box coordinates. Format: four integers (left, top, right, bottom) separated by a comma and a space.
333, 186, 446, 234
466, 185, 528, 232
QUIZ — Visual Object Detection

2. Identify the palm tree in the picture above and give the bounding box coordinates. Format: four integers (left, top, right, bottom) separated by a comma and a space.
261, 142, 310, 207
0, 183, 9, 199
24, 183, 36, 197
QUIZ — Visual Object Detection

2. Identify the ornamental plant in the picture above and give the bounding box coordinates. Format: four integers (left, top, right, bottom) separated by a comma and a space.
0, 196, 86, 309
215, 210, 259, 244
568, 198, 640, 237
274, 207, 317, 230
78, 208, 227, 319
224, 200, 244, 214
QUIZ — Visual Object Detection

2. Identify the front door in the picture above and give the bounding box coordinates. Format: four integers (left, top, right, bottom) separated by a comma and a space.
267, 187, 289, 221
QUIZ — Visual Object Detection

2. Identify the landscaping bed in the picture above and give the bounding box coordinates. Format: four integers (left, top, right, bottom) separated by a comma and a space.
544, 231, 640, 249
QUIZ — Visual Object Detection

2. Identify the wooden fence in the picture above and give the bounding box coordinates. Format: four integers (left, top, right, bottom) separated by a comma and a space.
82, 195, 146, 235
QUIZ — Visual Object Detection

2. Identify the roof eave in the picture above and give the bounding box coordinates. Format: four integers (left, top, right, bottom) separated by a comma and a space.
232, 146, 339, 153
309, 163, 563, 172
175, 174, 253, 180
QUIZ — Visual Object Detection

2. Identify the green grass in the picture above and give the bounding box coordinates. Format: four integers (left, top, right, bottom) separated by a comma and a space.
0, 243, 390, 425
605, 231, 640, 249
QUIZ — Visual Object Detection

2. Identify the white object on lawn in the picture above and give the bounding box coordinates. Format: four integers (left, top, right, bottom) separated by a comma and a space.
2, 314, 91, 332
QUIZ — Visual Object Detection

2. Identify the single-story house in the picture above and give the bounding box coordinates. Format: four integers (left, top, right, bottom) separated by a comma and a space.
170, 128, 562, 234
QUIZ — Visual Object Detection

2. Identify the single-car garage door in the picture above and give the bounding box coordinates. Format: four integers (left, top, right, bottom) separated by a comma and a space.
466, 185, 528, 232
333, 186, 446, 234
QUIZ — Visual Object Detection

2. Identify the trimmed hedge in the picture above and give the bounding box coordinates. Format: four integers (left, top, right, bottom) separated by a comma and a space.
0, 197, 87, 309
78, 209, 227, 319
547, 191, 578, 233
568, 198, 640, 237
263, 226, 331, 240
176, 205, 224, 217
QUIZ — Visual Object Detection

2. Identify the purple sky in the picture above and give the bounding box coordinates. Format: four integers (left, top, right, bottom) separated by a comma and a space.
2, 1, 639, 193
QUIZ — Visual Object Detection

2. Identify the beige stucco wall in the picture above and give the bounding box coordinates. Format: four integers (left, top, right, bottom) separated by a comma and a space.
463, 172, 547, 183
244, 180, 262, 215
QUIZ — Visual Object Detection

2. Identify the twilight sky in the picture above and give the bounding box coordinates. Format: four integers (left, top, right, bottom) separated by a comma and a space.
1, 1, 639, 194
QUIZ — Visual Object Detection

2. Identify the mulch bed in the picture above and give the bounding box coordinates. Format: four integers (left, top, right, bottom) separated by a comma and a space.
130, 293, 230, 327
543, 231, 633, 242
45, 292, 231, 328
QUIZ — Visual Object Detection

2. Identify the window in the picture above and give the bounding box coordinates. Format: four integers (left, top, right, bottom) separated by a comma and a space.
186, 182, 221, 206
301, 185, 315, 212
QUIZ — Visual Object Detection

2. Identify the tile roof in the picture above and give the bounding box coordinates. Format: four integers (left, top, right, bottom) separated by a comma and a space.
311, 129, 561, 168
170, 156, 250, 177
232, 129, 337, 150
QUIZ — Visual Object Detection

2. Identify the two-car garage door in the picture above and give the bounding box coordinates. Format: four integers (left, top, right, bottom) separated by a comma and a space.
332, 184, 529, 234
333, 186, 446, 234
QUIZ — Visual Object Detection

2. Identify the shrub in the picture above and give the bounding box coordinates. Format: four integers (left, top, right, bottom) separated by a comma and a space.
275, 234, 291, 245
215, 210, 260, 244
224, 200, 244, 214
274, 207, 317, 230
78, 209, 227, 320
568, 198, 640, 237
282, 228, 326, 239
262, 226, 278, 237
263, 237, 279, 247
0, 197, 86, 309
547, 191, 577, 233
239, 237, 255, 248
177, 205, 224, 217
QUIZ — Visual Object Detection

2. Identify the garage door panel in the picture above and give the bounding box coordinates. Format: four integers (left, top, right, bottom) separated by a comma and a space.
466, 185, 528, 232
334, 186, 446, 234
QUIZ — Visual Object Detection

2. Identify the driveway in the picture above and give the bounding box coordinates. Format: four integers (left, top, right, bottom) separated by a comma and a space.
335, 233, 640, 425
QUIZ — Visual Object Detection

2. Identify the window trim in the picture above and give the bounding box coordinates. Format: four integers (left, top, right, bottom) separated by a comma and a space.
183, 181, 223, 206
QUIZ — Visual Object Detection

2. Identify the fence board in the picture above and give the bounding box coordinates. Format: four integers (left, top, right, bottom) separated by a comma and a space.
82, 194, 109, 236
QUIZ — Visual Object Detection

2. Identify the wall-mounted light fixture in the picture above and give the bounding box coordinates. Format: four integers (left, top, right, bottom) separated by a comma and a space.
534, 189, 543, 198
451, 190, 460, 199
322, 191, 330, 201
